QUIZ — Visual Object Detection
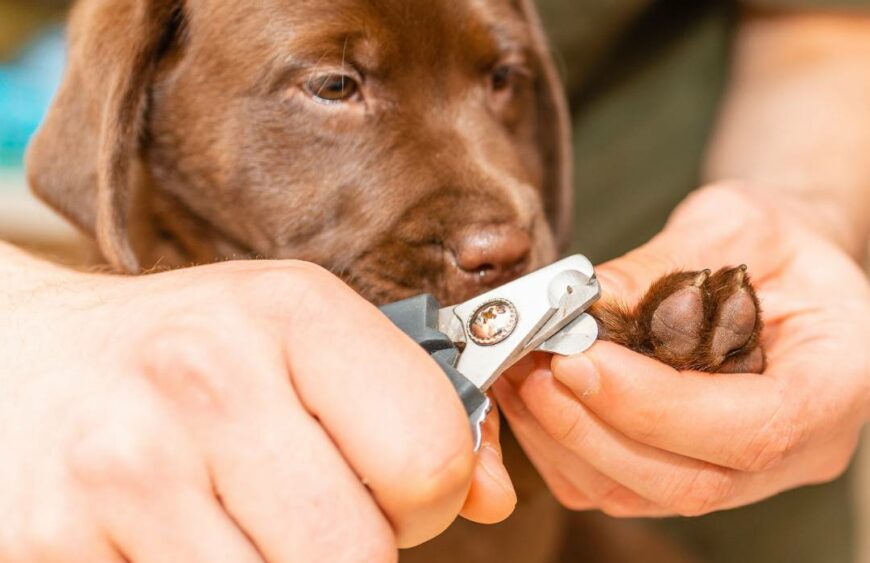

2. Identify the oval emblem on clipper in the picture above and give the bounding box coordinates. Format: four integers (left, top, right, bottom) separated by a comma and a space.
468, 299, 518, 346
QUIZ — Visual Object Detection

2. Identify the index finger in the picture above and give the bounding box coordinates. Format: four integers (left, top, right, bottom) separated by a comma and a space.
276, 268, 476, 547
551, 341, 805, 473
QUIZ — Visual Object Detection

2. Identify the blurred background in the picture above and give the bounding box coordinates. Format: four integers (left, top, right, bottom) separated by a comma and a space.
0, 0, 867, 561
0, 0, 86, 261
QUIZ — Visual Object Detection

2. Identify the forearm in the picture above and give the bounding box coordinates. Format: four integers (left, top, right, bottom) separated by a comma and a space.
0, 240, 47, 278
0, 240, 78, 305
705, 10, 870, 259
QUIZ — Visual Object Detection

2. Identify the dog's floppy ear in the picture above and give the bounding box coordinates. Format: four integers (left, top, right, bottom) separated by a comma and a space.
517, 0, 573, 252
26, 0, 181, 273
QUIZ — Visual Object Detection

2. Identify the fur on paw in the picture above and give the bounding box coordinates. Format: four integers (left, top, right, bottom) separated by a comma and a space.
590, 266, 765, 373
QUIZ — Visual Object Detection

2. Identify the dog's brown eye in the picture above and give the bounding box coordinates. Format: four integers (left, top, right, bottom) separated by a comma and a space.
305, 74, 360, 103
491, 65, 516, 91
491, 63, 531, 92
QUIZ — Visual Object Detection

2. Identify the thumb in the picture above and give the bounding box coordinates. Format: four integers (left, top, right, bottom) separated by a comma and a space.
595, 184, 784, 304
594, 237, 683, 306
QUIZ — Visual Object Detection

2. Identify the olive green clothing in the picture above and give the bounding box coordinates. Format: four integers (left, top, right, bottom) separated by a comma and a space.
537, 1, 869, 562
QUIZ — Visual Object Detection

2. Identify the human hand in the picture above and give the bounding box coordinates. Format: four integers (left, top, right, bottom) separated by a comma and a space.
0, 253, 515, 562
494, 184, 869, 517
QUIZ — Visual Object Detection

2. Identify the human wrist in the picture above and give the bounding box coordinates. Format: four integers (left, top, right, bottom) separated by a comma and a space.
741, 183, 867, 260
673, 182, 866, 260
0, 241, 91, 308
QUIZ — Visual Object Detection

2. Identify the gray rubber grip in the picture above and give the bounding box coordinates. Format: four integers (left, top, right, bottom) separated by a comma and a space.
380, 295, 489, 418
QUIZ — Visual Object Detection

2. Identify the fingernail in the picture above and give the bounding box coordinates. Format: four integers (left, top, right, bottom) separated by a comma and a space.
553, 353, 600, 397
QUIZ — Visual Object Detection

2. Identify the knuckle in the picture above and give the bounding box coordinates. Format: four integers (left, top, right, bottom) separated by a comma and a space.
400, 444, 475, 512
2, 488, 110, 561
248, 262, 340, 302
17, 512, 76, 560
240, 263, 354, 326
244, 268, 304, 298
66, 417, 163, 491
137, 327, 235, 413
391, 405, 478, 511
665, 467, 734, 517
817, 440, 859, 483
817, 456, 851, 483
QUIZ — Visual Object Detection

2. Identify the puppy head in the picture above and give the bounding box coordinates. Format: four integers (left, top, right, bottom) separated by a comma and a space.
28, 0, 571, 304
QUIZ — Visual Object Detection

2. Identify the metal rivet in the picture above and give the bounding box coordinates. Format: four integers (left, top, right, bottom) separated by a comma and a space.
468, 299, 518, 346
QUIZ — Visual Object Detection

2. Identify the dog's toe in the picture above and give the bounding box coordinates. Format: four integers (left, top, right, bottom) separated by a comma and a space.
648, 270, 708, 360
591, 266, 765, 373
706, 265, 765, 371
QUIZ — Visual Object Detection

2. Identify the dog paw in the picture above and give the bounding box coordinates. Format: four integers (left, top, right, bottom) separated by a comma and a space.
590, 266, 765, 373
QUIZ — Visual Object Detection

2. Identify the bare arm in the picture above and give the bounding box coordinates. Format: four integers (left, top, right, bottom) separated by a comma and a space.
0, 239, 57, 284
705, 10, 870, 259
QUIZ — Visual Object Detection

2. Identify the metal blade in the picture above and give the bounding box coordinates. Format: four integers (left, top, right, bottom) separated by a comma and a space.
516, 277, 600, 358
536, 312, 599, 356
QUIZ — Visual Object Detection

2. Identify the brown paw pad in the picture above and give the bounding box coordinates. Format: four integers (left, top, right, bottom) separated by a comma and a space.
591, 265, 765, 373
649, 270, 709, 360
706, 265, 762, 367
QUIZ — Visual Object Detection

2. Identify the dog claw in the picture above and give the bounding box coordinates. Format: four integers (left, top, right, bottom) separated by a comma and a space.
730, 264, 747, 287
693, 269, 711, 287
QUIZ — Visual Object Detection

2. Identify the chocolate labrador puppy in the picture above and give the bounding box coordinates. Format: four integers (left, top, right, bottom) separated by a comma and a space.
27, 0, 764, 559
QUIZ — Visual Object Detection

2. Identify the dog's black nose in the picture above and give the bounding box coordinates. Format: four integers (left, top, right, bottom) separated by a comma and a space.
449, 224, 531, 281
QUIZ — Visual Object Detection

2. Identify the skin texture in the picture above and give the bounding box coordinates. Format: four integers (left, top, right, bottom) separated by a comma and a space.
0, 246, 518, 562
